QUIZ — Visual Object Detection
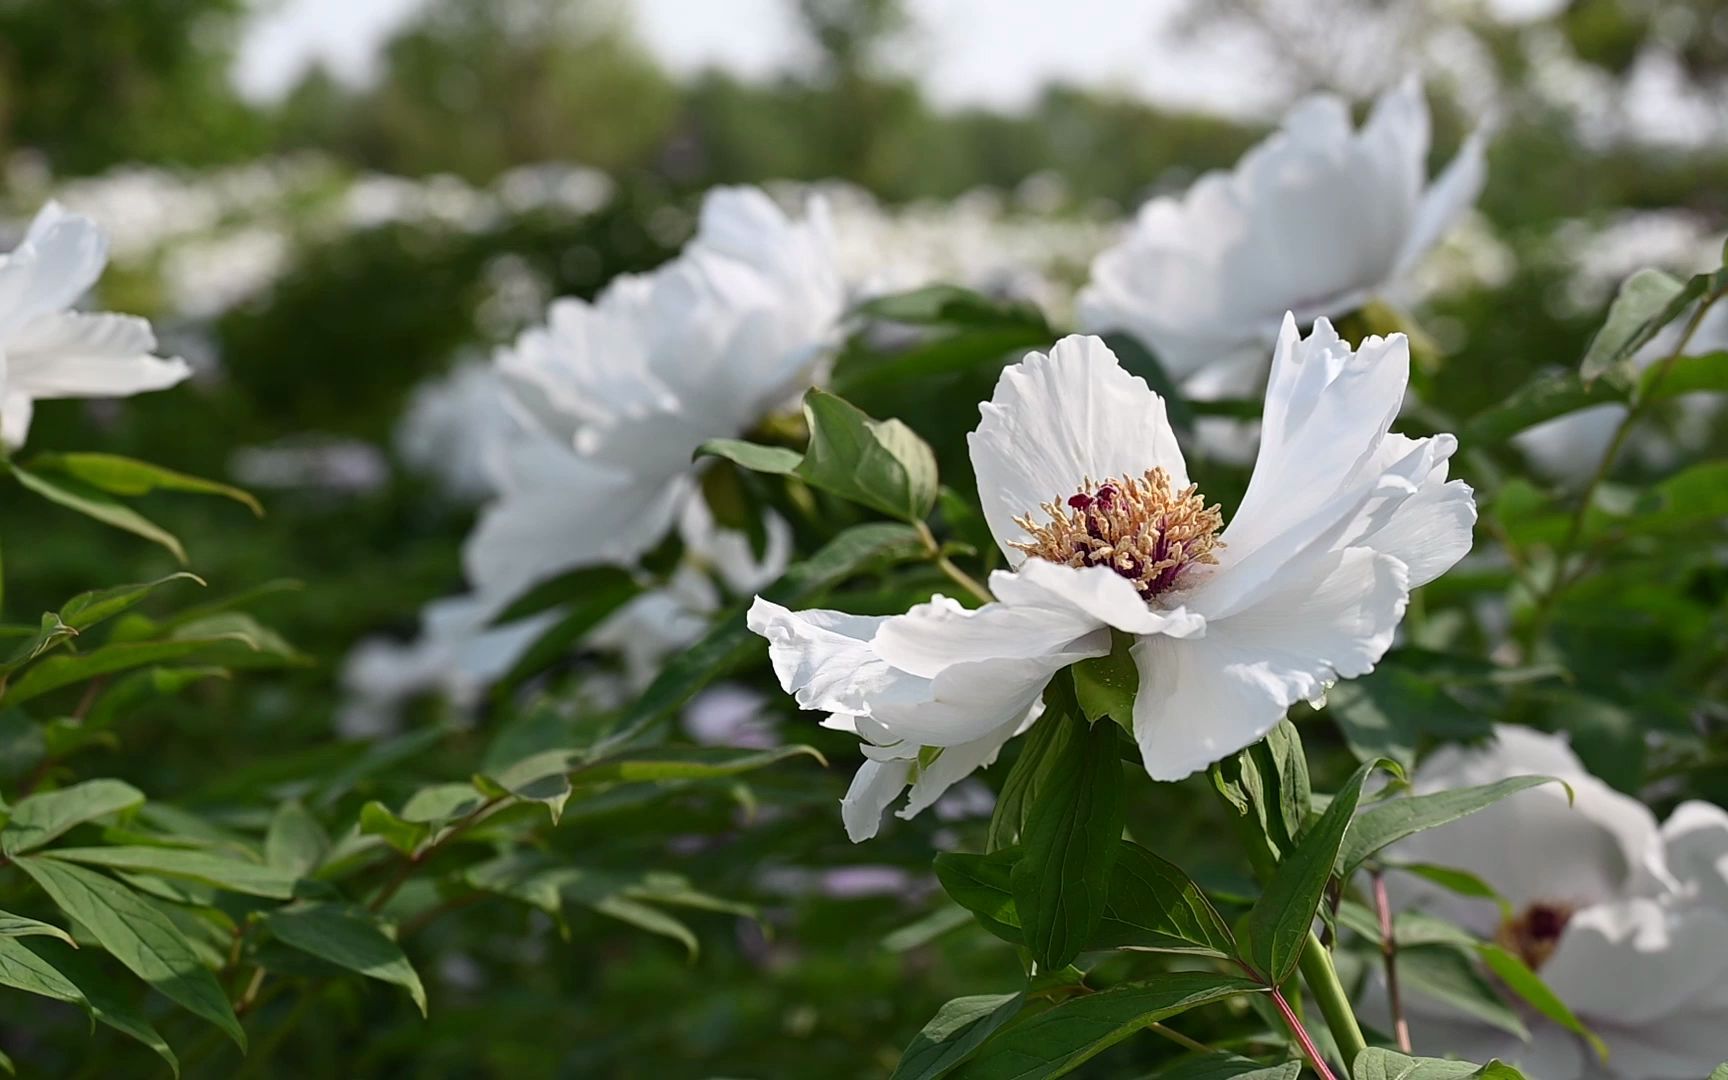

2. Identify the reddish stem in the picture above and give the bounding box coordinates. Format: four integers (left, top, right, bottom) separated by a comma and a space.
1272, 986, 1338, 1080
1374, 870, 1413, 1053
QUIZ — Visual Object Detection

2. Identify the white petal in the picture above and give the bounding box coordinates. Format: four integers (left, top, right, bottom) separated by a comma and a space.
841, 757, 913, 842
1543, 898, 1728, 1027
1131, 546, 1407, 782
1661, 800, 1728, 912
462, 437, 688, 596
1394, 128, 1489, 279
4, 203, 108, 325
5, 313, 187, 397
0, 390, 32, 450
746, 597, 901, 716
898, 708, 1035, 821
988, 560, 1206, 639
969, 334, 1188, 565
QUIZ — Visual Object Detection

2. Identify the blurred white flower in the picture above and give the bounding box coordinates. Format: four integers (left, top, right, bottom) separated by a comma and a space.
1381, 725, 1728, 1079
750, 321, 1474, 840
1078, 77, 1485, 387
229, 434, 389, 496
0, 202, 189, 447
463, 186, 843, 601
394, 360, 519, 502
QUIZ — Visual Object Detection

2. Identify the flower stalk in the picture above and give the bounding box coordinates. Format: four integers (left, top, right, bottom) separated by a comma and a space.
1298, 930, 1368, 1076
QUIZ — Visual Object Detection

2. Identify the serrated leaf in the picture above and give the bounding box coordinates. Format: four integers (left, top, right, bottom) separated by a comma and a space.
1337, 776, 1569, 878
43, 846, 297, 899
28, 453, 261, 516
14, 856, 243, 1049
948, 973, 1262, 1080
265, 902, 426, 1015
265, 800, 328, 878
796, 388, 938, 522
891, 993, 1024, 1080
1011, 715, 1125, 971
1354, 1048, 1525, 1079
693, 439, 802, 476
3, 779, 144, 854
1238, 759, 1383, 983
10, 466, 187, 563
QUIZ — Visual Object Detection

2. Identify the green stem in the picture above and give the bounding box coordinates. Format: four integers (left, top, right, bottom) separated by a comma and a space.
1299, 930, 1367, 1075
915, 521, 993, 604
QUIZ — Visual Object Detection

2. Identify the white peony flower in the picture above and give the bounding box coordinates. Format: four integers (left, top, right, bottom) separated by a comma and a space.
749, 320, 1475, 840
1078, 77, 1485, 389
0, 202, 190, 448
462, 185, 844, 601
1379, 725, 1728, 1079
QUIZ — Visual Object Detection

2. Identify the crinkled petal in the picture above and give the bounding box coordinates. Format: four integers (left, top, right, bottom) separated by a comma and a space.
969, 334, 1189, 566
747, 598, 900, 717
6, 313, 188, 397
1543, 898, 1728, 1028
989, 560, 1205, 639
1131, 546, 1408, 781
899, 707, 1035, 821
1660, 799, 1728, 913
841, 757, 914, 843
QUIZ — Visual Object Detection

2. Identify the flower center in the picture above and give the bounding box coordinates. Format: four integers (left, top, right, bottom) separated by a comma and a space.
1496, 901, 1575, 970
1012, 468, 1224, 602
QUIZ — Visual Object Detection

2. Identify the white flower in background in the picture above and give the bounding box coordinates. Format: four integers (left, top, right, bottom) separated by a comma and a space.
395, 360, 519, 503
1078, 77, 1485, 392
339, 499, 789, 737
1379, 725, 1728, 1079
0, 202, 190, 447
750, 321, 1475, 840
463, 185, 843, 602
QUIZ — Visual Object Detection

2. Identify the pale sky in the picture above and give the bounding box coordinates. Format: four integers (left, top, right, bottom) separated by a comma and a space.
234, 0, 1284, 118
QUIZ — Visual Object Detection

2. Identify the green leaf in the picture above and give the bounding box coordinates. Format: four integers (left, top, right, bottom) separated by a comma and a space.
29, 452, 261, 515
0, 909, 75, 946
1010, 715, 1125, 970
10, 465, 187, 563
1641, 349, 1728, 401
1478, 943, 1606, 1061
949, 973, 1262, 1080
495, 573, 641, 689
832, 324, 1051, 396
1581, 267, 1688, 380
3, 778, 145, 854
464, 854, 711, 959
1393, 863, 1510, 913
693, 439, 802, 476
796, 388, 939, 522
932, 849, 1022, 945
43, 846, 297, 899
358, 801, 429, 855
490, 565, 638, 625
575, 744, 825, 784
1337, 775, 1569, 878
1238, 758, 1383, 983
265, 800, 329, 878
1093, 841, 1234, 958
1621, 460, 1728, 536
0, 612, 77, 674
265, 902, 427, 1015
1071, 630, 1137, 732
59, 573, 204, 632
1709, 1065, 1728, 1080
1397, 944, 1528, 1040
1354, 1048, 1525, 1080
891, 993, 1025, 1080
1155, 1055, 1302, 1080
14, 856, 243, 1049
986, 707, 1068, 852
615, 522, 926, 734
0, 934, 86, 1004
21, 938, 180, 1075
1210, 720, 1311, 863
1464, 369, 1630, 445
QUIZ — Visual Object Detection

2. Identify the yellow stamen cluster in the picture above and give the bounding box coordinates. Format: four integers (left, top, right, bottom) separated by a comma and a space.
1012, 467, 1224, 602
1496, 901, 1575, 971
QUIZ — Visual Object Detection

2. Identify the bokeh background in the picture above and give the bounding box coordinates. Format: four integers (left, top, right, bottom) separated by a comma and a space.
2, 0, 1726, 1074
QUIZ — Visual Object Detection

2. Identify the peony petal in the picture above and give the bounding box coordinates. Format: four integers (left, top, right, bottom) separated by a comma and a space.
1661, 799, 1728, 912
5, 313, 187, 397
1131, 546, 1408, 781
462, 436, 689, 597
746, 598, 902, 717
988, 560, 1206, 639
1394, 128, 1489, 280
870, 592, 1107, 677
969, 335, 1188, 566
840, 757, 914, 842
5, 203, 109, 325
898, 708, 1036, 821
1543, 898, 1728, 1027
